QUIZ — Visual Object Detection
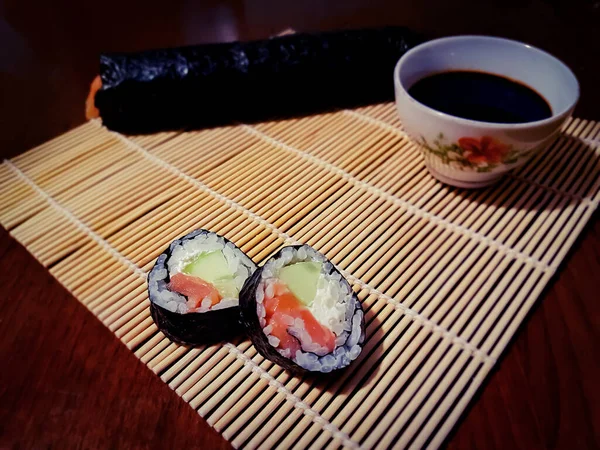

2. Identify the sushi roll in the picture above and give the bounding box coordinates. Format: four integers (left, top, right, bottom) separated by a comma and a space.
86, 27, 421, 133
147, 230, 256, 345
239, 245, 365, 373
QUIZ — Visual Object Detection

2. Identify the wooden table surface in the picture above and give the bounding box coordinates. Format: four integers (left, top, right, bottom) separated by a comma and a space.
1, 1, 598, 449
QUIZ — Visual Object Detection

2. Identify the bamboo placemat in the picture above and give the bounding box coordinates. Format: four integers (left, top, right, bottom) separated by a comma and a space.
1, 103, 599, 449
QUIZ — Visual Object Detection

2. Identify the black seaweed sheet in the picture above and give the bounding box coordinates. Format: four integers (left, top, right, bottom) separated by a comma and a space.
150, 302, 242, 346
239, 245, 365, 373
95, 27, 420, 133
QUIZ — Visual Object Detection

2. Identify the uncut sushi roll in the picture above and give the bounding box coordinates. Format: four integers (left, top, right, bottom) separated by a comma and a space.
85, 27, 420, 133
147, 230, 256, 345
239, 245, 365, 373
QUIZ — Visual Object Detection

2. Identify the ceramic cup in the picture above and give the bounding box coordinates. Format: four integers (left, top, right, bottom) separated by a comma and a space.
394, 36, 579, 188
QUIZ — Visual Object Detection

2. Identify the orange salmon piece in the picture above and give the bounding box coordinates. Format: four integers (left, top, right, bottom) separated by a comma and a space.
264, 291, 299, 316
264, 283, 335, 353
298, 309, 335, 352
269, 313, 301, 356
169, 272, 221, 310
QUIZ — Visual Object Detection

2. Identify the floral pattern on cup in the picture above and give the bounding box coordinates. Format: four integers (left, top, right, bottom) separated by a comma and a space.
419, 134, 533, 172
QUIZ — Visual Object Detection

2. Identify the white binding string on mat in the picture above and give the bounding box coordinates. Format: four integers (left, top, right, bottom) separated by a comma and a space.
242, 124, 555, 274
223, 343, 361, 449
4, 159, 147, 279
3, 157, 362, 450
343, 109, 599, 209
94, 120, 494, 363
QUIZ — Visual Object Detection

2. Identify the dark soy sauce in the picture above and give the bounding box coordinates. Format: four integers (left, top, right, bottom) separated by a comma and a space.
408, 71, 552, 123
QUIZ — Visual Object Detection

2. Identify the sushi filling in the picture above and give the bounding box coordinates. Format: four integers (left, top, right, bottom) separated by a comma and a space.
148, 230, 255, 314
256, 246, 363, 372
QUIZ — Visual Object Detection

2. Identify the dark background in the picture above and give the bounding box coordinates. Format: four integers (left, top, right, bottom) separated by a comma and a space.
1, 0, 599, 157
1, 1, 599, 449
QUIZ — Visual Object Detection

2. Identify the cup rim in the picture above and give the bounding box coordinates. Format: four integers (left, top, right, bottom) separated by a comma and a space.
394, 35, 580, 129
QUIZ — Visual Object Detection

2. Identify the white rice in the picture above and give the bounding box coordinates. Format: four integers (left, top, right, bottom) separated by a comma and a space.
148, 230, 256, 314
256, 245, 364, 371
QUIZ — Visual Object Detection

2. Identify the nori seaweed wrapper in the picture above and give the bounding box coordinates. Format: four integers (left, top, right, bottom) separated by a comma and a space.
147, 229, 256, 346
239, 245, 365, 373
239, 265, 302, 372
95, 27, 421, 133
149, 301, 242, 346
